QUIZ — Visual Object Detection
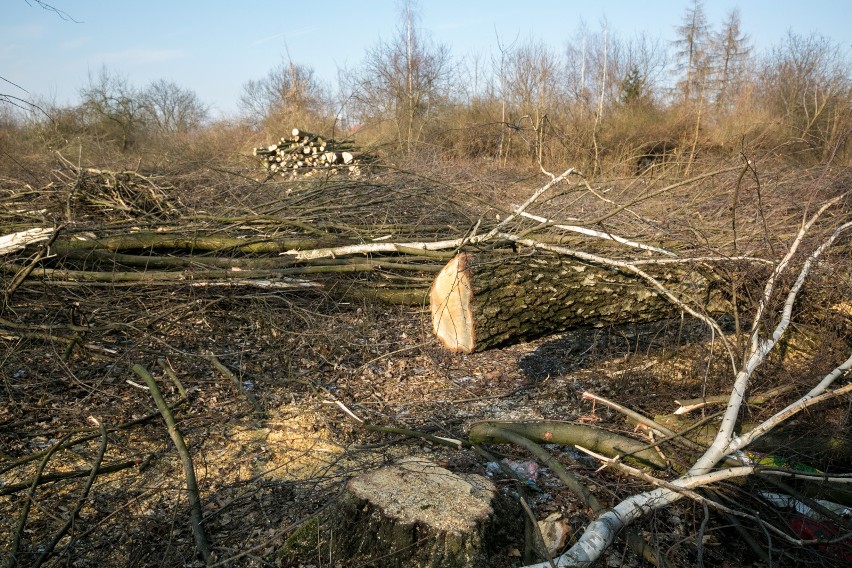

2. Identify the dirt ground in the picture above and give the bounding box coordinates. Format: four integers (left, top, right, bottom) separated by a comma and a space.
1, 160, 850, 567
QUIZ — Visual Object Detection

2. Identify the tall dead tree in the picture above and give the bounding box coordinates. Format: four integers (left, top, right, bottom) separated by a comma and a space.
711, 8, 752, 108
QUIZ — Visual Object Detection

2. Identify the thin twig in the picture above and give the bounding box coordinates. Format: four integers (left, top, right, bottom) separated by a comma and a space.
33, 421, 108, 567
4, 433, 73, 568
158, 358, 187, 400
205, 354, 265, 417
519, 495, 556, 568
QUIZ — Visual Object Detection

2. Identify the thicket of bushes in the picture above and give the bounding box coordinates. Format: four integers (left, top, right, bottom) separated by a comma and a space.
2, 1, 850, 175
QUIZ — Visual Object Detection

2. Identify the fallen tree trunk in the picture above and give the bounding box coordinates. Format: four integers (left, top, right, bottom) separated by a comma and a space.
47, 232, 347, 254
430, 251, 725, 353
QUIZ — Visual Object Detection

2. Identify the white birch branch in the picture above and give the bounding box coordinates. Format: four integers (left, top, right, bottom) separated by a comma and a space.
513, 210, 677, 256
748, 195, 845, 353
696, 219, 852, 473
524, 210, 850, 568
524, 466, 756, 568
732, 366, 852, 450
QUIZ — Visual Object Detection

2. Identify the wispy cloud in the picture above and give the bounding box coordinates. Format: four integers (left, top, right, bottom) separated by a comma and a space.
248, 27, 317, 47
249, 33, 284, 47
10, 24, 45, 39
94, 48, 186, 65
61, 36, 91, 50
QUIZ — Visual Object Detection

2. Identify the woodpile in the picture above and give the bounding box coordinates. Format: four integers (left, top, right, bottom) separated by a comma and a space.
253, 128, 372, 178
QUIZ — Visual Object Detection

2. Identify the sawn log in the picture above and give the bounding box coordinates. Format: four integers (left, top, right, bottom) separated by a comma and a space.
430, 252, 725, 353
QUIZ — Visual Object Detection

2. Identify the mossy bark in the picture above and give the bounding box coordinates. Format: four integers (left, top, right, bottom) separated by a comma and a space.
469, 420, 668, 470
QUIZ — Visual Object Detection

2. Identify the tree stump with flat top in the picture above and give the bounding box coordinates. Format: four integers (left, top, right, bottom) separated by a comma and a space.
279, 457, 520, 567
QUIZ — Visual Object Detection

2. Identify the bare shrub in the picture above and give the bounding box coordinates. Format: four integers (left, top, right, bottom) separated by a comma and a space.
758, 31, 852, 164
239, 60, 334, 140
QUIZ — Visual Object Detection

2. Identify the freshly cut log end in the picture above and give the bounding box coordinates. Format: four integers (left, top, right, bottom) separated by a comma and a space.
430, 251, 724, 353
430, 252, 475, 353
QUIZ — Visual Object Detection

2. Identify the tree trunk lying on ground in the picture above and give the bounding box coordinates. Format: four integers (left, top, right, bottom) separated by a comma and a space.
430, 251, 727, 353
278, 457, 520, 567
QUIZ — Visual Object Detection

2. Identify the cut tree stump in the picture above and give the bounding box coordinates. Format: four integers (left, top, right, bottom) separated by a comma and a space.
430, 252, 724, 353
279, 457, 519, 567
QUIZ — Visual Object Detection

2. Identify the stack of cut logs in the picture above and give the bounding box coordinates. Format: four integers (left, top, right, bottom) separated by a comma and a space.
254, 128, 370, 178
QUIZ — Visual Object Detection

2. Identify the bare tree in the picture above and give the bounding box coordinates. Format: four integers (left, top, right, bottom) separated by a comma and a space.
562, 25, 670, 117
240, 60, 329, 129
79, 67, 146, 151
498, 38, 562, 164
673, 0, 714, 173
342, 0, 454, 153
711, 8, 752, 108
563, 24, 608, 108
621, 33, 669, 106
561, 23, 613, 172
673, 0, 712, 103
560, 24, 668, 171
759, 31, 852, 161
140, 79, 208, 135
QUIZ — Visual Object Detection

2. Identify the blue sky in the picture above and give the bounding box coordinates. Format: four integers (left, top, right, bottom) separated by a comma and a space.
2, 1, 850, 117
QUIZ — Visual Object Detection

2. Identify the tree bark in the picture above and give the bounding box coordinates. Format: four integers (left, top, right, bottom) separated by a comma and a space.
430, 251, 723, 353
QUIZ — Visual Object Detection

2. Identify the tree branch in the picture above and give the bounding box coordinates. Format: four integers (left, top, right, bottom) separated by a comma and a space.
133, 364, 213, 565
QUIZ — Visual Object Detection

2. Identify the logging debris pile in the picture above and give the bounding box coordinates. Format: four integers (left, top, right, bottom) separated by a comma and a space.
53, 153, 183, 221
0, 160, 481, 305
253, 128, 373, 178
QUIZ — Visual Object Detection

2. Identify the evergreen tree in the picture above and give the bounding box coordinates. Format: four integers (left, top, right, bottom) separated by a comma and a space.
620, 66, 645, 106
